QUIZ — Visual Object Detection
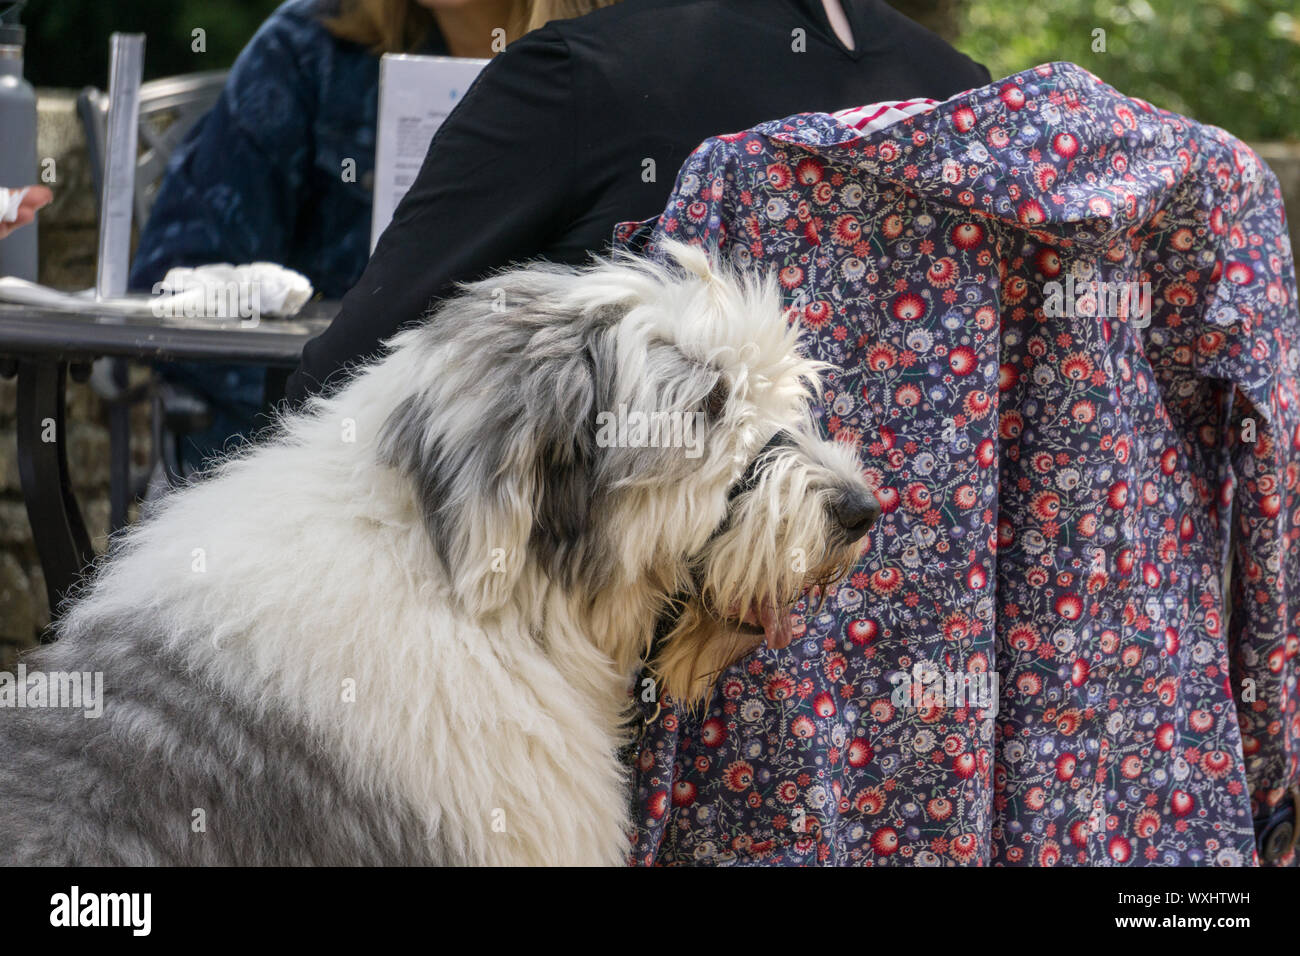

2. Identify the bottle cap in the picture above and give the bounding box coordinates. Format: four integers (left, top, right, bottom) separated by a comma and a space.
0, 2, 26, 47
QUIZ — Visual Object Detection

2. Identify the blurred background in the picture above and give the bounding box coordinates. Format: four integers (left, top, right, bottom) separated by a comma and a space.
0, 0, 1297, 660
23, 0, 1300, 141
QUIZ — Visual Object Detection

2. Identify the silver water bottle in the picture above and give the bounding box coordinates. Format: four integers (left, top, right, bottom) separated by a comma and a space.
0, 0, 38, 280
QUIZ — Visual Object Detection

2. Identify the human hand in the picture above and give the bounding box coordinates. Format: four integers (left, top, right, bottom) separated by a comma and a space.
0, 185, 53, 240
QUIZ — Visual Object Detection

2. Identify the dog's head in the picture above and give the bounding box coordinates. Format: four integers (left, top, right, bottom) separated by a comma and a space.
378, 242, 877, 708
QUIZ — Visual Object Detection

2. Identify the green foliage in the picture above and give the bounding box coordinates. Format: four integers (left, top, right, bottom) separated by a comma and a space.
958, 0, 1300, 142
23, 0, 281, 89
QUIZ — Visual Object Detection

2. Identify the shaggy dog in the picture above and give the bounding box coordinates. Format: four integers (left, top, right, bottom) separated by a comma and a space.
0, 243, 877, 866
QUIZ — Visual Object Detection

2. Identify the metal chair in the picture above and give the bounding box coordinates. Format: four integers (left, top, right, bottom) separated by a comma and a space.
77, 70, 228, 529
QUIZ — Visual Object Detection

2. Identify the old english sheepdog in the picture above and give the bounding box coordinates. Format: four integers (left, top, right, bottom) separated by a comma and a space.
0, 243, 877, 866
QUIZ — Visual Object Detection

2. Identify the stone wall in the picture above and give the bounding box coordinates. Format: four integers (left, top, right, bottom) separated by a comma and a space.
0, 89, 1298, 670
0, 90, 150, 672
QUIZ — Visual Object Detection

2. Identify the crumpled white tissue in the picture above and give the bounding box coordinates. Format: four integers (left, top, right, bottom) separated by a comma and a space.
155, 262, 313, 318
0, 187, 31, 224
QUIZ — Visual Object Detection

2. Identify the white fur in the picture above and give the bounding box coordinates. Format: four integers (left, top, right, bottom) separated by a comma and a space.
58, 244, 873, 865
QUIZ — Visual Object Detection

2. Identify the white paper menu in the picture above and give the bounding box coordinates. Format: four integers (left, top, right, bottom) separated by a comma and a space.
370, 53, 488, 252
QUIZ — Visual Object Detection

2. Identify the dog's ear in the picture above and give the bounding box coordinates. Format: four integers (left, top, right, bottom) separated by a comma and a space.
378, 272, 612, 614
524, 339, 603, 590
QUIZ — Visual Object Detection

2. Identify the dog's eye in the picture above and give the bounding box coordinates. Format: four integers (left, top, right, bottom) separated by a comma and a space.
705, 377, 729, 419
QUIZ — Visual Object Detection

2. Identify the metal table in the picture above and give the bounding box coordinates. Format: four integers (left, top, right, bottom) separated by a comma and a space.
0, 300, 334, 622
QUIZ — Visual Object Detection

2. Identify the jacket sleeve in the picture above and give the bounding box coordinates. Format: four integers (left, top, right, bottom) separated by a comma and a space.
1216, 158, 1300, 848
127, 10, 316, 292
283, 25, 576, 404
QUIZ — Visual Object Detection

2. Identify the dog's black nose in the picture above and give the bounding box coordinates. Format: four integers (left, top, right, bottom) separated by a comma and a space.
833, 492, 879, 537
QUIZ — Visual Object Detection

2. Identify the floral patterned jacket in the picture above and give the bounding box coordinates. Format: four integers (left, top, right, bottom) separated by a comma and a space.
617, 61, 1300, 866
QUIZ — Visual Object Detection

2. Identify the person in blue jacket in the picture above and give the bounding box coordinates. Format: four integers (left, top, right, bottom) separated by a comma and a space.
127, 0, 541, 471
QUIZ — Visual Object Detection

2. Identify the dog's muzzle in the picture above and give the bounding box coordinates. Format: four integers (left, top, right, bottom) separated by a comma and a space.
648, 428, 872, 661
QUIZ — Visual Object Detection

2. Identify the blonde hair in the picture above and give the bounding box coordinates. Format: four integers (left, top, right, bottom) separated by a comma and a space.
523, 0, 619, 32
325, 0, 619, 54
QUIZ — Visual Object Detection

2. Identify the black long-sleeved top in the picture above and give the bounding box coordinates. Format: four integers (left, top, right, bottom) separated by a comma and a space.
284, 0, 991, 403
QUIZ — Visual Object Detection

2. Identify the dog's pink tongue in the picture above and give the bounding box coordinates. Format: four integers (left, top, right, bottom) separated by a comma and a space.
759, 602, 794, 650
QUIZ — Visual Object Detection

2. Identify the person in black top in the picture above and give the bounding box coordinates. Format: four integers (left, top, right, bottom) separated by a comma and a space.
284, 0, 991, 403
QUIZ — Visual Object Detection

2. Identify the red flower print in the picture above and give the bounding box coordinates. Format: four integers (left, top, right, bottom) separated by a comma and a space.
765, 163, 792, 189
847, 738, 874, 767
951, 221, 984, 249
764, 675, 795, 700
1017, 200, 1047, 225
1054, 593, 1083, 620
672, 780, 697, 807
904, 482, 932, 511
1107, 837, 1132, 863
1055, 753, 1076, 780
948, 345, 977, 375
870, 567, 903, 595
1036, 247, 1062, 277
894, 383, 922, 407
1087, 196, 1112, 217
846, 618, 877, 645
1069, 820, 1092, 847
1033, 163, 1058, 191
803, 300, 832, 328
832, 214, 861, 245
778, 265, 804, 289
722, 761, 755, 793
999, 84, 1025, 110
1031, 491, 1061, 521
1016, 672, 1042, 695
1060, 352, 1093, 381
1107, 481, 1129, 509
867, 343, 897, 370
700, 718, 727, 748
871, 827, 900, 855
927, 257, 958, 286
795, 157, 824, 185
1134, 809, 1161, 839
1201, 750, 1233, 779
954, 484, 979, 509
1165, 282, 1197, 306
1052, 132, 1080, 158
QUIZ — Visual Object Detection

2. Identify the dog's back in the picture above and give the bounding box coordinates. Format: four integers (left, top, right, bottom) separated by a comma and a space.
0, 619, 438, 865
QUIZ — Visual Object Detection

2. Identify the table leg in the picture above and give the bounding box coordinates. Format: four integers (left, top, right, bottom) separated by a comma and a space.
108, 358, 131, 532
15, 359, 94, 631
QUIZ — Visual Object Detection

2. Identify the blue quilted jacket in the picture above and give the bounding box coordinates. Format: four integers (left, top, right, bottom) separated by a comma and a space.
126, 0, 445, 466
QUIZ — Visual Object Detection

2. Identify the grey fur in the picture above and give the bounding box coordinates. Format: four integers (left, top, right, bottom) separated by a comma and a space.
0, 620, 436, 865
378, 267, 621, 591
